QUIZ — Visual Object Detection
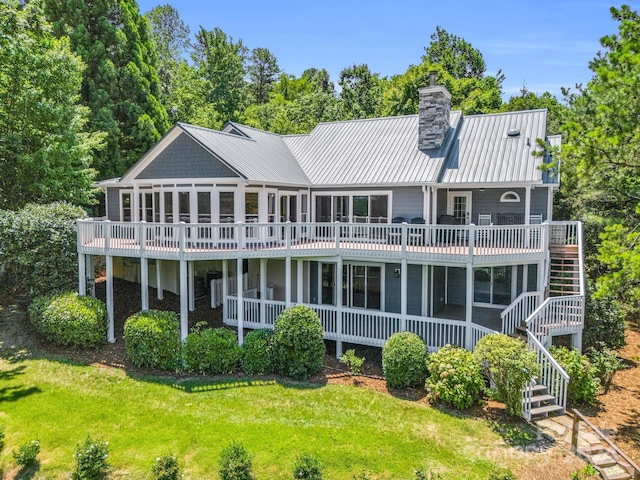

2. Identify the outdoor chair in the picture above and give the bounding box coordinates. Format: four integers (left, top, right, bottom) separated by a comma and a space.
388, 216, 405, 244
409, 217, 425, 246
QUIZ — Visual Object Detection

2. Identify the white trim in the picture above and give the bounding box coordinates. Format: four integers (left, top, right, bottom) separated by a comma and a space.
447, 191, 472, 225
500, 191, 521, 203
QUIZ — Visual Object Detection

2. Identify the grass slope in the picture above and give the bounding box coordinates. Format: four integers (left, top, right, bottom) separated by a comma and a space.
0, 355, 509, 479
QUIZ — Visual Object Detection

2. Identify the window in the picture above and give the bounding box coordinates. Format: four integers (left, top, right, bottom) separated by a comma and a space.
219, 192, 234, 223
198, 192, 211, 223
314, 192, 390, 223
163, 192, 173, 223
178, 192, 190, 223
342, 264, 381, 310
500, 191, 520, 203
121, 192, 131, 222
474, 266, 512, 305
245, 192, 259, 222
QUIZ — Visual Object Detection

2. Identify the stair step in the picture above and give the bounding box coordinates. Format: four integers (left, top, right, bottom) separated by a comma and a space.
591, 452, 618, 468
525, 394, 556, 405
529, 404, 564, 417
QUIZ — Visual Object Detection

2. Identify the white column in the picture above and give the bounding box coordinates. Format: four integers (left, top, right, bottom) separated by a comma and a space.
179, 259, 188, 341
156, 259, 163, 300
297, 259, 304, 304
538, 260, 546, 292
141, 257, 149, 311
336, 257, 343, 358
285, 256, 292, 307
400, 258, 407, 332
132, 183, 140, 223
188, 261, 195, 312
431, 187, 438, 224
78, 253, 86, 295
222, 259, 228, 323
106, 255, 115, 343
260, 258, 267, 328
547, 186, 554, 221
236, 256, 244, 346
522, 264, 529, 293
525, 186, 532, 224
465, 263, 473, 350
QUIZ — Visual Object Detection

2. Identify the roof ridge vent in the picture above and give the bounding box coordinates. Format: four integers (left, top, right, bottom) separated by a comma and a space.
507, 128, 520, 137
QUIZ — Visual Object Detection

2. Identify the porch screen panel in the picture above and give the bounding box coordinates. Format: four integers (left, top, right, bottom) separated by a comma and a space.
366, 266, 381, 310
492, 266, 512, 305
321, 263, 335, 305
352, 265, 366, 308
163, 192, 173, 222
153, 192, 160, 222
245, 192, 258, 222
178, 192, 190, 223
370, 195, 388, 223
333, 196, 349, 222
315, 196, 331, 222
353, 196, 368, 223
474, 267, 491, 303
219, 192, 234, 223
198, 192, 211, 223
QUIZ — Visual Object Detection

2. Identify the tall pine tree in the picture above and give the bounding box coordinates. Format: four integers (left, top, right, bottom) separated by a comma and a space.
44, 0, 169, 179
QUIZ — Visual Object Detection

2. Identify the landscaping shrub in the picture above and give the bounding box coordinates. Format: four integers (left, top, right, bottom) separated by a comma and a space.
124, 310, 181, 371
382, 332, 428, 389
550, 346, 600, 406
271, 305, 325, 380
0, 202, 86, 297
29, 293, 107, 348
292, 453, 323, 479
72, 436, 109, 480
182, 324, 241, 374
583, 289, 626, 352
241, 329, 274, 375
0, 426, 5, 452
426, 344, 484, 410
13, 439, 40, 467
474, 334, 538, 416
218, 441, 253, 480
486, 466, 518, 480
588, 347, 624, 393
339, 349, 365, 375
152, 454, 181, 480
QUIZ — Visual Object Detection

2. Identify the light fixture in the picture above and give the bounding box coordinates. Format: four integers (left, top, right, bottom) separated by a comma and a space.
394, 268, 400, 278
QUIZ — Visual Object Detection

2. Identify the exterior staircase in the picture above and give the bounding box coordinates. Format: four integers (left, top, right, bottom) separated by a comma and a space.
577, 446, 636, 480
523, 382, 564, 418
548, 244, 581, 297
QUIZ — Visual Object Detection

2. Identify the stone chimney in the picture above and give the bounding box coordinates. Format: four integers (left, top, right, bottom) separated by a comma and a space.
418, 72, 451, 150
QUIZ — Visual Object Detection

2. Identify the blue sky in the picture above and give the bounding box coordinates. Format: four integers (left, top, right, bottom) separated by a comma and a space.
136, 0, 627, 99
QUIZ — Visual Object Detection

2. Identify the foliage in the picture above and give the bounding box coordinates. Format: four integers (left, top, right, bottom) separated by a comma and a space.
550, 346, 600, 406
182, 324, 241, 375
423, 26, 486, 79
0, 202, 86, 296
0, 426, 4, 452
292, 452, 323, 480
72, 436, 110, 480
247, 47, 280, 104
339, 349, 365, 375
501, 87, 567, 135
0, 1, 102, 210
486, 466, 518, 480
123, 310, 181, 371
271, 305, 326, 380
152, 454, 181, 480
426, 344, 484, 409
29, 292, 107, 348
588, 347, 624, 393
339, 63, 384, 119
583, 288, 626, 352
13, 439, 40, 467
474, 334, 538, 416
570, 464, 599, 480
241, 329, 274, 375
382, 332, 428, 389
44, 0, 169, 179
218, 442, 253, 480
413, 468, 443, 479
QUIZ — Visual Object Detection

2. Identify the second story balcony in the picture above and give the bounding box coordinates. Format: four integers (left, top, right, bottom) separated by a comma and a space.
77, 220, 581, 265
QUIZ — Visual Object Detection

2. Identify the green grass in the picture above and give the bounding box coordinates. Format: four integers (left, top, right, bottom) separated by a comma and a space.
0, 355, 518, 479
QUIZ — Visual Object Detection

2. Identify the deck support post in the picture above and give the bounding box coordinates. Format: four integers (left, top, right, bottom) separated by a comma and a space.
188, 261, 195, 312
297, 259, 304, 304
285, 256, 292, 307
179, 259, 188, 341
222, 259, 228, 323
156, 259, 163, 300
336, 256, 343, 358
140, 257, 149, 311
260, 258, 267, 328
78, 253, 86, 296
400, 258, 407, 331
571, 330, 583, 354
87, 255, 95, 297
237, 256, 244, 346
106, 255, 115, 343
465, 262, 473, 350
537, 259, 545, 292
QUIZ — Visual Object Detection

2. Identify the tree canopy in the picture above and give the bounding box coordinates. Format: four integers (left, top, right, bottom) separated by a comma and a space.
423, 26, 487, 79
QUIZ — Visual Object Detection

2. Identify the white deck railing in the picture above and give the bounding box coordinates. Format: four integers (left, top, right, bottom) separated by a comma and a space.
78, 219, 557, 264
500, 291, 544, 335
525, 295, 585, 341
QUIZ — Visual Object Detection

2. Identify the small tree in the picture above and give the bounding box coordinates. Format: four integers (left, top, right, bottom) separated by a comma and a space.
218, 442, 253, 480
474, 334, 538, 416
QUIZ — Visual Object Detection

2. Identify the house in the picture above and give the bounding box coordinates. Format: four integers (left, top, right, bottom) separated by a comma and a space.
77, 78, 584, 417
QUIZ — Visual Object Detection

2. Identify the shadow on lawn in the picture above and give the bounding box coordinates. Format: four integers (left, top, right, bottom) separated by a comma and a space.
0, 364, 42, 403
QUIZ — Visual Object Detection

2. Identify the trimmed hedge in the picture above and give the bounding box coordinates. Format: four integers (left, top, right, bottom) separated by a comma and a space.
272, 305, 325, 380
426, 344, 484, 409
241, 329, 274, 375
182, 326, 240, 374
382, 332, 428, 389
29, 292, 107, 348
124, 310, 181, 370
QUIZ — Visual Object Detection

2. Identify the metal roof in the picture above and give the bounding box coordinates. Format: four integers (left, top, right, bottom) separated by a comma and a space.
282, 112, 462, 185
438, 109, 550, 184
180, 123, 311, 185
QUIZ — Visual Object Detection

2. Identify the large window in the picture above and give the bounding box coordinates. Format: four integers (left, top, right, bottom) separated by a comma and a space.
342, 264, 381, 310
474, 266, 512, 305
314, 192, 390, 223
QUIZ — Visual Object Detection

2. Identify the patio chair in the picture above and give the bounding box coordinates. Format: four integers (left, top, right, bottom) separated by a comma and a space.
388, 216, 405, 244
409, 217, 425, 246
477, 214, 492, 245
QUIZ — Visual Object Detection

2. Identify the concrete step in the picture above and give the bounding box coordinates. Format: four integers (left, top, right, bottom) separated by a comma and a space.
529, 404, 564, 418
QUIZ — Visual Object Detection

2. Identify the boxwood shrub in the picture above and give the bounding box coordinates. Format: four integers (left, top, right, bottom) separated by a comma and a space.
426, 344, 484, 409
382, 332, 428, 389
182, 325, 240, 374
124, 310, 181, 371
28, 292, 107, 348
271, 305, 325, 380
241, 329, 274, 375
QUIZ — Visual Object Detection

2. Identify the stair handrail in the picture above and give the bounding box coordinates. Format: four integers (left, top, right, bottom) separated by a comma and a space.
524, 294, 585, 343
571, 408, 640, 480
500, 291, 543, 335
527, 331, 569, 417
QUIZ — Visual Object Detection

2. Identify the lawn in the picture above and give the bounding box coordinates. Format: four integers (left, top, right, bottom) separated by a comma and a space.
0, 353, 519, 480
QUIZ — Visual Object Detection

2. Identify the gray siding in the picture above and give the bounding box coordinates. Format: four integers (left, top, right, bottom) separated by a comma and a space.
106, 187, 122, 221
136, 132, 239, 180
433, 266, 446, 313
385, 263, 401, 314
407, 264, 423, 315
309, 261, 318, 304
391, 187, 424, 222
531, 187, 549, 220
471, 188, 525, 224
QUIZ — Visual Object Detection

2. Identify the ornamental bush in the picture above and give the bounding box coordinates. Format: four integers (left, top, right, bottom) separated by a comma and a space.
588, 347, 624, 394
72, 436, 109, 480
474, 334, 538, 417
182, 325, 241, 374
550, 346, 600, 406
426, 344, 484, 409
124, 310, 181, 371
241, 329, 274, 375
152, 454, 181, 480
13, 439, 40, 467
382, 332, 428, 389
218, 442, 253, 480
271, 305, 325, 380
29, 293, 107, 348
292, 452, 323, 480
0, 202, 86, 297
